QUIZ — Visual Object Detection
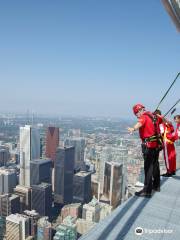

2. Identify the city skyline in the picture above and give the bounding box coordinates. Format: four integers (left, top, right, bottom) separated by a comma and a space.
0, 109, 180, 238
0, 1, 180, 118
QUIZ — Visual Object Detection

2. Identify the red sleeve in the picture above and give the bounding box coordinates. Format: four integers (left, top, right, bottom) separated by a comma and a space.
166, 132, 176, 142
166, 124, 179, 141
169, 132, 179, 142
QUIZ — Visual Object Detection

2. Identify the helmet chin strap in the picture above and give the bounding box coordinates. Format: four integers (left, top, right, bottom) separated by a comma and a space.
139, 108, 145, 114
136, 108, 145, 118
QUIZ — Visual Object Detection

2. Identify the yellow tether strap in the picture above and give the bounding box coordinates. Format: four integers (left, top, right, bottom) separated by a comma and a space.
164, 128, 174, 144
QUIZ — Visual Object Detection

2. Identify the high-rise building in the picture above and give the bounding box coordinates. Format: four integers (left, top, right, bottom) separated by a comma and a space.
99, 202, 112, 221
0, 168, 17, 194
91, 174, 100, 200
30, 159, 52, 186
0, 147, 10, 167
37, 217, 52, 240
60, 203, 82, 222
0, 194, 20, 217
39, 126, 45, 158
0, 195, 9, 217
45, 127, 59, 163
10, 151, 20, 164
73, 171, 92, 204
102, 161, 123, 208
20, 125, 40, 187
14, 185, 32, 212
31, 183, 52, 218
76, 218, 96, 235
99, 146, 127, 195
68, 129, 81, 138
53, 216, 77, 240
6, 214, 30, 240
54, 147, 75, 204
9, 194, 20, 215
64, 137, 85, 171
23, 210, 40, 237
0, 216, 6, 240
82, 197, 101, 223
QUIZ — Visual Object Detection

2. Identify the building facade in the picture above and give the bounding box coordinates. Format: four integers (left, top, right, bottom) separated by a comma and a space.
0, 194, 20, 217
0, 168, 17, 194
37, 217, 52, 240
31, 183, 52, 218
64, 137, 85, 171
54, 147, 75, 204
14, 185, 32, 212
30, 159, 52, 186
103, 161, 123, 208
0, 148, 10, 167
19, 125, 40, 187
6, 214, 30, 240
73, 171, 92, 204
45, 127, 59, 163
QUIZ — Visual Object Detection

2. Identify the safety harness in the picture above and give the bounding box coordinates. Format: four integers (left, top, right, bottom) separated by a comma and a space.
143, 113, 163, 150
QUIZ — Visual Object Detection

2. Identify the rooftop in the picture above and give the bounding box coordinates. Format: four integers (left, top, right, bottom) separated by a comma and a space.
33, 182, 52, 188
6, 214, 28, 223
80, 169, 180, 240
31, 158, 52, 164
0, 168, 16, 174
75, 171, 91, 177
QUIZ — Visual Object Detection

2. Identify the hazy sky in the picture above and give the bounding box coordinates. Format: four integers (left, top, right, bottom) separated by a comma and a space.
0, 0, 179, 118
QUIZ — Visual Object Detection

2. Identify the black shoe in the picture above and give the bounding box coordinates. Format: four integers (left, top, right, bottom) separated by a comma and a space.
161, 173, 172, 177
153, 187, 160, 192
135, 190, 151, 198
172, 171, 176, 175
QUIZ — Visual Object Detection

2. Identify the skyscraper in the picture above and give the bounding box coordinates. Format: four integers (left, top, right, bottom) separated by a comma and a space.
54, 147, 75, 204
31, 183, 52, 218
73, 171, 92, 204
82, 197, 101, 223
99, 146, 127, 195
30, 159, 52, 186
60, 203, 82, 222
45, 127, 59, 163
37, 217, 52, 240
19, 125, 40, 187
103, 161, 123, 208
14, 185, 32, 212
23, 210, 40, 237
0, 147, 10, 167
0, 168, 17, 194
0, 194, 20, 217
0, 216, 6, 240
6, 214, 30, 240
53, 216, 77, 240
64, 137, 85, 171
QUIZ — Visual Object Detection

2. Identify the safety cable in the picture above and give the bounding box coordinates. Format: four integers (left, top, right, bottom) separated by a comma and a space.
155, 72, 180, 111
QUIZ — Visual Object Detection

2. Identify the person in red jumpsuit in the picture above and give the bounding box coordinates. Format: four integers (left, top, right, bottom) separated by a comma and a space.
154, 110, 176, 177
174, 115, 180, 140
161, 122, 176, 177
128, 104, 162, 197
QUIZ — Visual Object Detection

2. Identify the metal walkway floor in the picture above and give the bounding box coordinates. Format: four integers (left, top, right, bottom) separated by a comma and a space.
80, 170, 180, 240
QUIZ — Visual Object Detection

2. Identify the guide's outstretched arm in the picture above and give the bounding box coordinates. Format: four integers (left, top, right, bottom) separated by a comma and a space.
127, 122, 142, 134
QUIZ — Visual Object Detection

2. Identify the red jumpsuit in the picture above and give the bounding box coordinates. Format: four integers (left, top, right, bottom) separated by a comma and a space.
160, 123, 176, 174
174, 123, 180, 140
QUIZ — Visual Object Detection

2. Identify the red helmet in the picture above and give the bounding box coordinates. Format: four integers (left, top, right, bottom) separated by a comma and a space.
133, 103, 145, 115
